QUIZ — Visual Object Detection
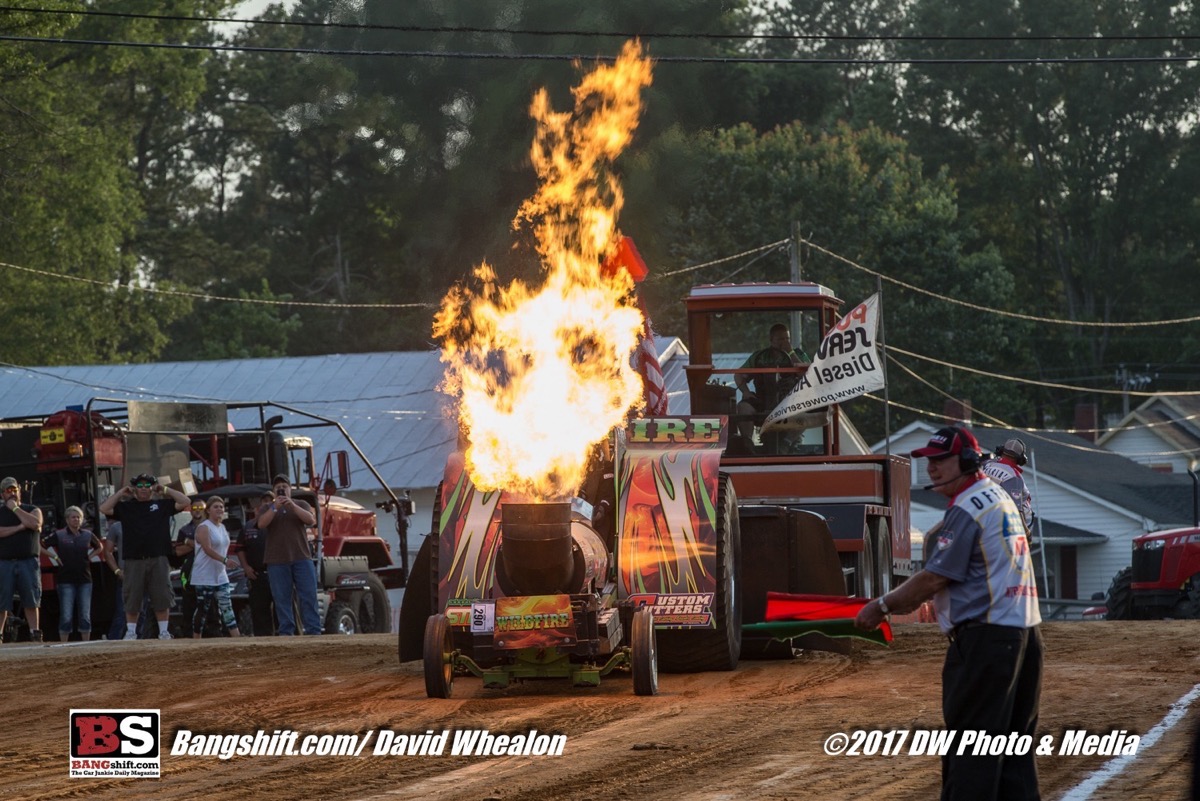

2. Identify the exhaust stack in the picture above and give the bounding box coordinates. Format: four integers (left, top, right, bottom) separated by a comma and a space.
500, 502, 575, 595
498, 501, 609, 595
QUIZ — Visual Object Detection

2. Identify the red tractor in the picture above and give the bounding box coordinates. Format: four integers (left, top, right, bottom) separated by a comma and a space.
1104, 471, 1200, 620
1105, 531, 1200, 620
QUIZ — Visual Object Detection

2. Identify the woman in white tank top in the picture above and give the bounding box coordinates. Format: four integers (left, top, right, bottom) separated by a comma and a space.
191, 497, 241, 639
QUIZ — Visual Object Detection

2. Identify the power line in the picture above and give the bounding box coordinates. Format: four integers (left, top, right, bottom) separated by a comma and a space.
655, 239, 789, 278
863, 393, 1200, 460
886, 353, 1200, 438
6, 5, 1200, 45
3, 32, 1200, 65
803, 238, 1200, 328
0, 260, 433, 309
890, 344, 1200, 397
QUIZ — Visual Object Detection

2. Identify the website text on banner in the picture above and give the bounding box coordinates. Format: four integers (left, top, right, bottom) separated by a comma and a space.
761, 293, 885, 432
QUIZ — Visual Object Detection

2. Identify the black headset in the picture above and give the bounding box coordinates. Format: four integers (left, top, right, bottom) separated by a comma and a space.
951, 426, 983, 474
994, 438, 1028, 466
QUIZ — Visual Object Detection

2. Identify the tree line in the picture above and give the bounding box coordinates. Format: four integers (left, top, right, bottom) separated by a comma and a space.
3, 0, 1199, 438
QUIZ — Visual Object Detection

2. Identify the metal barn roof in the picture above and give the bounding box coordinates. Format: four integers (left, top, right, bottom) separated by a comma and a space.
0, 352, 456, 493
1, 339, 694, 493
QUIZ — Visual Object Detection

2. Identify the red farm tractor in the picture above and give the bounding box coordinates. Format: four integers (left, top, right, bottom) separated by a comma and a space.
1105, 471, 1200, 620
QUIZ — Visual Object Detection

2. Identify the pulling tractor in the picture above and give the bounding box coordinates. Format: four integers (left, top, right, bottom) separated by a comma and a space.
398, 280, 911, 696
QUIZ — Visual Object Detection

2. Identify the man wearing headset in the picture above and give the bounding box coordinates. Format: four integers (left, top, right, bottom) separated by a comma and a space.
855, 425, 1043, 801
983, 438, 1034, 535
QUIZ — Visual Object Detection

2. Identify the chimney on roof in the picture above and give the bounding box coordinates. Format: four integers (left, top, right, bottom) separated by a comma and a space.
1074, 402, 1099, 442
943, 398, 972, 425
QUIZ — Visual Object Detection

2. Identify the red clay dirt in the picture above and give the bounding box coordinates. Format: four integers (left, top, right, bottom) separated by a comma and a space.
7, 620, 1199, 800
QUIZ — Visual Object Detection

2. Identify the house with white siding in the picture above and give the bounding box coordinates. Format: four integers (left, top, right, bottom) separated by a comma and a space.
875, 421, 1197, 607
1097, 395, 1200, 474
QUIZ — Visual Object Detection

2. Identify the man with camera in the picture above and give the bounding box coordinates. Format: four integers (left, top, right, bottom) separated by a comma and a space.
0, 477, 45, 642
254, 474, 320, 635
99, 473, 189, 640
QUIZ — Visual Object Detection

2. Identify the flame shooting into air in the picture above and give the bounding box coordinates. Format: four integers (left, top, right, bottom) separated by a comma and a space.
435, 41, 653, 500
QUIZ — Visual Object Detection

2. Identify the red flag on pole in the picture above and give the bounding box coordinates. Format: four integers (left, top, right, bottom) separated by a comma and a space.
764, 591, 893, 642
602, 236, 668, 416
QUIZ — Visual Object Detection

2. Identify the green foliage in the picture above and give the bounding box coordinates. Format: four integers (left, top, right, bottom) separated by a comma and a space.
0, 0, 239, 365
3, 0, 1198, 440
627, 120, 1025, 439
164, 280, 301, 360
897, 0, 1200, 420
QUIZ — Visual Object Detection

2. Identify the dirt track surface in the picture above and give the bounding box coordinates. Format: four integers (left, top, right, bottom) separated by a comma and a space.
7, 621, 1199, 801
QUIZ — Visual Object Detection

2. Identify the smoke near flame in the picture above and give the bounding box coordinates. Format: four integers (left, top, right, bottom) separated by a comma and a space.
434, 42, 653, 500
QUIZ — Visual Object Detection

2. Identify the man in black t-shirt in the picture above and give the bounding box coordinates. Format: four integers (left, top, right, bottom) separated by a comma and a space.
0, 477, 45, 642
236, 491, 276, 636
172, 499, 206, 637
98, 473, 189, 640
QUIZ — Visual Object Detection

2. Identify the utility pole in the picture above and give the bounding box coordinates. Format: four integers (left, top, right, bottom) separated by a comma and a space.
790, 221, 802, 283
1115, 363, 1155, 418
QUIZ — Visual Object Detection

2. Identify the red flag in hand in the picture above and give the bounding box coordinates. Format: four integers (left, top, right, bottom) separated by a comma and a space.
765, 592, 893, 642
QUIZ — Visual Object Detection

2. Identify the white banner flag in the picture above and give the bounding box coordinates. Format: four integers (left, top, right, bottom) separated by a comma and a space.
761, 293, 885, 432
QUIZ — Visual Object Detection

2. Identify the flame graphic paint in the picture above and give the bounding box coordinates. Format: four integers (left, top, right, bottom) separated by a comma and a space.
615, 418, 728, 601
435, 454, 506, 610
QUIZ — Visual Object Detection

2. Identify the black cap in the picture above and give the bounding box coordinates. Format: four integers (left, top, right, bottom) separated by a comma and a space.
131, 473, 156, 485
271, 473, 290, 486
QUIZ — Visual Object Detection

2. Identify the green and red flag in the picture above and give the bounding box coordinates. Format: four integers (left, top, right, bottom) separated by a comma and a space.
742, 591, 893, 646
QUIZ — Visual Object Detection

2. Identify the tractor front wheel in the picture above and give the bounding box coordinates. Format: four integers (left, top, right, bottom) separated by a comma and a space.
631, 608, 658, 696
324, 602, 359, 635
358, 573, 391, 634
423, 613, 454, 699
1171, 575, 1200, 619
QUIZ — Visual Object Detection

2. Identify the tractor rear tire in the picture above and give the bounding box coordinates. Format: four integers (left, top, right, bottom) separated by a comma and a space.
324, 601, 359, 635
358, 573, 391, 634
657, 474, 742, 673
631, 608, 658, 696
423, 613, 454, 699
873, 519, 893, 598
398, 536, 433, 662
840, 530, 876, 598
1171, 575, 1200, 619
399, 483, 442, 662
1105, 567, 1134, 621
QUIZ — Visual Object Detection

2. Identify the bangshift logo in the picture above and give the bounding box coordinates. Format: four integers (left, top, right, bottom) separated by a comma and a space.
69, 709, 161, 778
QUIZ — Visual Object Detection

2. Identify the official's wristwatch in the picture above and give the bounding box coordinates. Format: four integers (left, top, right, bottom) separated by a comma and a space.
877, 597, 891, 616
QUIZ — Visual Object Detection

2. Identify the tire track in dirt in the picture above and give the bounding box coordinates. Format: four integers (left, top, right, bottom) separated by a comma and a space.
382, 646, 865, 801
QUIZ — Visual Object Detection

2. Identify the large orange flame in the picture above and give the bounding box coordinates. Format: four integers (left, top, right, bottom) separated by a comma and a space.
434, 42, 653, 501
